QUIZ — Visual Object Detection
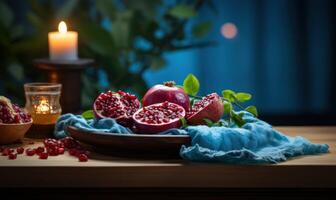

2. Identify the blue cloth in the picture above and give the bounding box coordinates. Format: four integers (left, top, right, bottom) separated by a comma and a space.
54, 112, 329, 164
54, 114, 132, 139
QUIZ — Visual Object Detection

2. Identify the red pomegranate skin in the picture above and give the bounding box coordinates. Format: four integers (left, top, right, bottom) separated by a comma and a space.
142, 83, 190, 111
186, 93, 224, 125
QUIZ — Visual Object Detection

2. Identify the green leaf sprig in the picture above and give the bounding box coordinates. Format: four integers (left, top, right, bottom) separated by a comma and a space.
182, 73, 258, 127
82, 110, 94, 120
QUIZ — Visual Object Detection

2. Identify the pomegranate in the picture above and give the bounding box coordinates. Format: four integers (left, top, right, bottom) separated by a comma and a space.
142, 81, 190, 111
0, 96, 32, 124
93, 90, 140, 126
186, 93, 224, 125
132, 101, 186, 134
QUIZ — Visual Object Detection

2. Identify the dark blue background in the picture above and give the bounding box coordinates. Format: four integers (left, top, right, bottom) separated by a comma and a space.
145, 0, 335, 124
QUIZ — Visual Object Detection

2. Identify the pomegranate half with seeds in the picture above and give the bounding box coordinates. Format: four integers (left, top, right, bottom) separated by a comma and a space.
142, 81, 190, 111
93, 90, 141, 126
132, 101, 186, 134
0, 96, 32, 124
186, 93, 224, 125
0, 96, 32, 144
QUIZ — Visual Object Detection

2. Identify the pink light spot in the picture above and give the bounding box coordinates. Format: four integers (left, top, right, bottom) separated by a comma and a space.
221, 23, 238, 39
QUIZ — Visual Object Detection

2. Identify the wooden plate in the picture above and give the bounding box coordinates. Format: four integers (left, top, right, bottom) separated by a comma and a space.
67, 126, 191, 157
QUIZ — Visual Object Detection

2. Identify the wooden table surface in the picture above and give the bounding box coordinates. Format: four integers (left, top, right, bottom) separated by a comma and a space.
1, 126, 336, 188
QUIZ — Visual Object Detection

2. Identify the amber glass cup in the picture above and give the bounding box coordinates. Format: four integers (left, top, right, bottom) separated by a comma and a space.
24, 83, 62, 125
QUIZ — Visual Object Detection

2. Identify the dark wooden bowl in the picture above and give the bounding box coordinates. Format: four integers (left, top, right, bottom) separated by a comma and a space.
67, 126, 191, 157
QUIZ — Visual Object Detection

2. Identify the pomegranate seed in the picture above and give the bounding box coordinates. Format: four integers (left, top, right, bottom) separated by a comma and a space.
47, 148, 59, 156
35, 146, 45, 154
39, 152, 48, 159
26, 148, 36, 156
78, 154, 88, 162
0, 146, 4, 153
2, 148, 13, 156
69, 148, 78, 156
16, 147, 24, 154
58, 147, 65, 154
8, 152, 17, 160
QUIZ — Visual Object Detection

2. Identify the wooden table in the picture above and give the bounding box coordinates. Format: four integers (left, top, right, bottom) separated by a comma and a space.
1, 126, 336, 198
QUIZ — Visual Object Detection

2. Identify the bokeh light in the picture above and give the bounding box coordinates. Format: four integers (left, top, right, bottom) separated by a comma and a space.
220, 23, 238, 39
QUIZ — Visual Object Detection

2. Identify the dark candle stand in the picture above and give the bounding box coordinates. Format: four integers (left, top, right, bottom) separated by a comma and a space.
33, 58, 94, 114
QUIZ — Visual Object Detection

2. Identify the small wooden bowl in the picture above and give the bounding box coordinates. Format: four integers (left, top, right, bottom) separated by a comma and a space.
0, 122, 32, 144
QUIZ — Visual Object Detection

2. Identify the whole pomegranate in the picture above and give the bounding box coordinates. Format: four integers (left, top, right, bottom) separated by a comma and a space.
93, 90, 140, 126
186, 93, 224, 125
142, 81, 190, 111
0, 96, 32, 124
132, 101, 186, 134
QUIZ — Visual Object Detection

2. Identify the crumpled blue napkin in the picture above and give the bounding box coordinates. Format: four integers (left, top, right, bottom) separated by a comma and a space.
54, 112, 329, 164
54, 113, 132, 138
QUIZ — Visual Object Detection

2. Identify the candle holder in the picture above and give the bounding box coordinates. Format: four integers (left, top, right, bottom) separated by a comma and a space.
24, 83, 62, 138
33, 58, 94, 114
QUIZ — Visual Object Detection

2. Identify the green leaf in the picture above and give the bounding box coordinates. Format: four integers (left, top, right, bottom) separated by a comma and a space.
168, 5, 197, 19
192, 21, 212, 38
183, 73, 200, 96
82, 110, 94, 120
231, 112, 246, 127
124, 0, 161, 18
235, 92, 252, 103
223, 101, 232, 115
79, 22, 115, 56
96, 0, 117, 20
56, 0, 79, 18
8, 62, 24, 81
222, 89, 236, 102
150, 57, 166, 70
0, 2, 13, 28
111, 11, 133, 48
245, 106, 258, 117
180, 117, 188, 128
203, 118, 214, 127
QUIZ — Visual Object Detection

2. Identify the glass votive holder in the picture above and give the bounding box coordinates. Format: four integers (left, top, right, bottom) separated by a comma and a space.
24, 83, 62, 125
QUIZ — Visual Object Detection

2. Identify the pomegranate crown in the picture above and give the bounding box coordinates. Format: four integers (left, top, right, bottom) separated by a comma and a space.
163, 81, 176, 87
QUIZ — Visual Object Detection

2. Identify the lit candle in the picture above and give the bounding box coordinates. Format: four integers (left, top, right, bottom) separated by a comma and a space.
48, 21, 78, 60
31, 98, 61, 125
35, 99, 51, 114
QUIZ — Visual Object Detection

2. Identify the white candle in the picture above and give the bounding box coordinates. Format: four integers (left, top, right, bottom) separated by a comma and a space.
48, 21, 78, 60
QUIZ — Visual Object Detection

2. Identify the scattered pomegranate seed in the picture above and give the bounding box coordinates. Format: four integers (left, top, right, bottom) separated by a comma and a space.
39, 152, 48, 159
35, 146, 45, 154
16, 147, 24, 154
8, 152, 17, 160
2, 148, 13, 156
69, 148, 78, 156
26, 148, 36, 156
78, 154, 88, 162
58, 147, 65, 155
4, 137, 89, 162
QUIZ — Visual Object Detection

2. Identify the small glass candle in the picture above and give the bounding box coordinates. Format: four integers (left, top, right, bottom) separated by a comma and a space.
24, 83, 62, 125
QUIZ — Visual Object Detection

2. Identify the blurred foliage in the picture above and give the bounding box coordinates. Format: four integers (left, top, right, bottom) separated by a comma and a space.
0, 0, 214, 109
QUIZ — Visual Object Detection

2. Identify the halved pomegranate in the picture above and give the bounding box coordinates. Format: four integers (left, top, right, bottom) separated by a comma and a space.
186, 93, 224, 125
142, 81, 190, 111
0, 96, 32, 124
93, 90, 140, 126
133, 101, 185, 134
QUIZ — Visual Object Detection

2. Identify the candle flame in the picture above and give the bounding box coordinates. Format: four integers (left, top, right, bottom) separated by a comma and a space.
36, 99, 50, 114
58, 21, 67, 34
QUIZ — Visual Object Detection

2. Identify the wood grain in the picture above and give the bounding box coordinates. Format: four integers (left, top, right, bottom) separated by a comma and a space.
1, 126, 336, 188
